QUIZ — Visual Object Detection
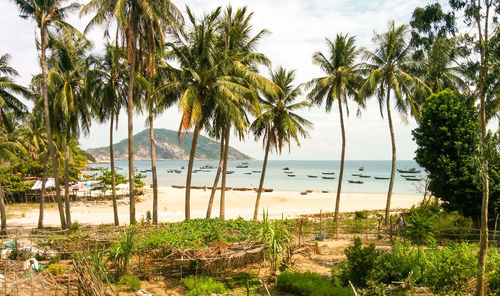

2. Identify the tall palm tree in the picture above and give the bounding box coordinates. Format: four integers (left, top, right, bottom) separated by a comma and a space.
88, 44, 126, 226
13, 0, 81, 229
0, 53, 28, 235
359, 21, 430, 224
252, 67, 312, 220
307, 34, 363, 237
48, 33, 92, 226
81, 0, 183, 225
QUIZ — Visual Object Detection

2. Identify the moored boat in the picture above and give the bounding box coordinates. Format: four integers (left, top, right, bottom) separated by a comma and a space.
374, 176, 390, 180
322, 176, 335, 180
307, 175, 318, 178
397, 168, 421, 174
348, 180, 363, 184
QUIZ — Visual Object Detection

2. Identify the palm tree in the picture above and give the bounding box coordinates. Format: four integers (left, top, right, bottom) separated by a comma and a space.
81, 0, 183, 224
0, 53, 28, 235
307, 34, 363, 237
359, 21, 430, 225
47, 33, 92, 227
13, 0, 81, 229
88, 44, 126, 226
252, 67, 312, 221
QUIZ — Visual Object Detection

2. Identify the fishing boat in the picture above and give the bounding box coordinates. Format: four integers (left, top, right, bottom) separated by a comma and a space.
226, 171, 234, 174
236, 164, 248, 168
242, 162, 249, 165
283, 167, 290, 170
322, 172, 335, 175
174, 169, 181, 174
397, 168, 421, 174
200, 165, 216, 169
322, 176, 335, 180
348, 180, 363, 184
252, 170, 261, 173
287, 174, 296, 177
358, 175, 371, 178
359, 166, 365, 171
400, 174, 416, 178
307, 175, 318, 178
374, 176, 390, 180
167, 169, 174, 173
244, 172, 252, 175
405, 177, 422, 181
306, 190, 313, 193
181, 166, 185, 169
352, 173, 361, 176
322, 190, 329, 193
284, 171, 293, 174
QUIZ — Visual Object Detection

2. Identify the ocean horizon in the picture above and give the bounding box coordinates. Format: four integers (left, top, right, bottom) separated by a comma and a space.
86, 160, 425, 195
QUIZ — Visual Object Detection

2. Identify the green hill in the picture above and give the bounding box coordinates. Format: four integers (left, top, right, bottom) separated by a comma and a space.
86, 128, 252, 161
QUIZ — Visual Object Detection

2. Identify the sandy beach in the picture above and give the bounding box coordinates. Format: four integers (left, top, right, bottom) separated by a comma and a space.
7, 186, 423, 228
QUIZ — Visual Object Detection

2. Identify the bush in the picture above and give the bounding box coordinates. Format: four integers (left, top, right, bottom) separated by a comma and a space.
340, 238, 379, 287
405, 209, 437, 246
117, 275, 141, 292
181, 276, 227, 296
423, 243, 477, 295
45, 263, 66, 277
486, 247, 500, 293
277, 271, 352, 296
372, 242, 424, 285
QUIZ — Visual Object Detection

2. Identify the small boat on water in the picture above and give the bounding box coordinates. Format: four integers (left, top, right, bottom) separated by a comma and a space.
322, 176, 335, 180
236, 164, 248, 168
322, 172, 335, 175
244, 172, 252, 175
174, 169, 182, 174
288, 174, 296, 177
358, 175, 371, 178
401, 174, 416, 178
181, 166, 185, 169
202, 170, 211, 172
242, 162, 249, 165
226, 171, 234, 174
284, 171, 293, 174
200, 165, 216, 169
359, 167, 365, 171
348, 180, 363, 184
306, 190, 313, 193
252, 170, 261, 173
283, 167, 290, 170
307, 175, 318, 178
374, 176, 390, 180
352, 173, 361, 176
322, 190, 329, 193
167, 169, 174, 173
397, 168, 421, 174
405, 177, 422, 181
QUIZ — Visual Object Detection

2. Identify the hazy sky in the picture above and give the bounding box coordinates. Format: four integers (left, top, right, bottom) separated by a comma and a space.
1, 0, 480, 160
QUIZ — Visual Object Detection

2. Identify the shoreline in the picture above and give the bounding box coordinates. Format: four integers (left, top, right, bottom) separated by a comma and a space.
7, 186, 423, 229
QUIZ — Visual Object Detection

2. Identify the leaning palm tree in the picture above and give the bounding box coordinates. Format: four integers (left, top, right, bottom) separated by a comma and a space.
306, 34, 364, 237
252, 67, 312, 221
359, 21, 430, 224
81, 0, 183, 224
88, 44, 127, 226
13, 0, 81, 229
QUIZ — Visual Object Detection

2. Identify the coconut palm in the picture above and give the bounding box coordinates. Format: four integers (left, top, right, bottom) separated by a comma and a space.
13, 0, 82, 229
81, 0, 183, 224
252, 67, 312, 221
47, 33, 92, 226
88, 44, 127, 226
306, 34, 364, 237
359, 21, 430, 225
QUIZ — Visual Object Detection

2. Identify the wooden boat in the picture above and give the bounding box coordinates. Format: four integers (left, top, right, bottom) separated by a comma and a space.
300, 191, 308, 195
252, 170, 261, 173
322, 172, 335, 175
322, 190, 329, 193
244, 172, 252, 175
322, 176, 335, 180
282, 167, 290, 170
284, 171, 293, 174
358, 175, 371, 178
172, 185, 185, 189
374, 176, 390, 180
167, 169, 174, 173
287, 174, 296, 177
352, 173, 361, 176
264, 188, 273, 192
400, 174, 415, 178
174, 169, 182, 174
359, 166, 365, 171
306, 190, 313, 193
397, 168, 421, 174
236, 164, 248, 168
226, 171, 234, 174
405, 177, 422, 181
307, 175, 318, 178
348, 180, 363, 184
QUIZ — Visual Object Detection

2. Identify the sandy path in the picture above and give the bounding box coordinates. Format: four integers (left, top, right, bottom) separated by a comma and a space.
7, 186, 423, 228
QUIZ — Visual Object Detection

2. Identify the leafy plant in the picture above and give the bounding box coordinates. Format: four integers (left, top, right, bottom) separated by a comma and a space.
181, 276, 227, 296
340, 238, 379, 287
45, 263, 66, 276
117, 275, 141, 292
277, 271, 352, 296
405, 209, 436, 247
258, 211, 292, 275
109, 228, 136, 275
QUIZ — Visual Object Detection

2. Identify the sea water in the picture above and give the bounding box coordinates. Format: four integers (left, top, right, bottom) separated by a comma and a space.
86, 160, 425, 194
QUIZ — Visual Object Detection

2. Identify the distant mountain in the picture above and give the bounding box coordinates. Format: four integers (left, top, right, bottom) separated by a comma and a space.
86, 128, 252, 162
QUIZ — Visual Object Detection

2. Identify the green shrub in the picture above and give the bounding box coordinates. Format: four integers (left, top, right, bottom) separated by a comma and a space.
45, 263, 66, 276
487, 247, 500, 293
405, 210, 437, 247
181, 276, 227, 296
277, 271, 352, 296
423, 243, 477, 295
340, 238, 379, 287
69, 221, 80, 232
118, 275, 141, 292
372, 242, 424, 285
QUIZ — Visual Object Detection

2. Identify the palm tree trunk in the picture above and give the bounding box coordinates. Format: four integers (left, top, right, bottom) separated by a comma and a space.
253, 133, 271, 221
127, 37, 137, 225
149, 116, 159, 224
0, 181, 7, 236
110, 115, 119, 226
220, 126, 230, 220
41, 25, 66, 229
206, 137, 225, 219
38, 156, 49, 229
185, 124, 200, 220
64, 131, 71, 226
385, 88, 396, 225
334, 98, 346, 238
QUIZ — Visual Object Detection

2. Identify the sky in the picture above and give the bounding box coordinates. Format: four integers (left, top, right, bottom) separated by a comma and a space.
1, 0, 490, 161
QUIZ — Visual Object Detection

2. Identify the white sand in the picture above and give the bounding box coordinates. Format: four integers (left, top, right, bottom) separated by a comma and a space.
7, 186, 423, 228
